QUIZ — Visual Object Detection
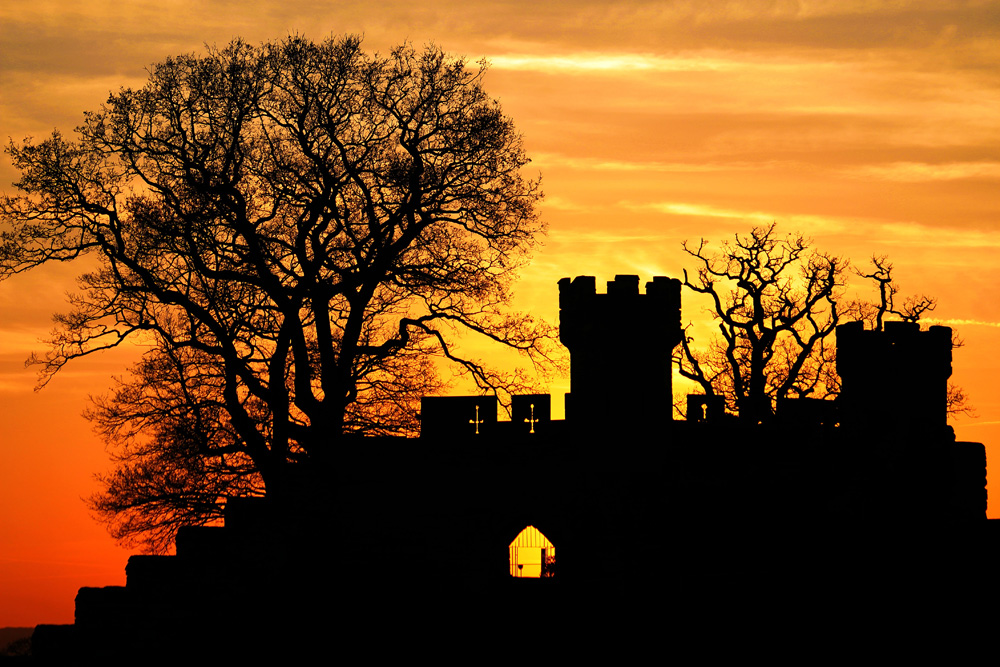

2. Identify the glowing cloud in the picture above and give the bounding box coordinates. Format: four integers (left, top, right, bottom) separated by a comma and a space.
483, 50, 826, 74
624, 201, 1000, 249
489, 52, 737, 73
923, 319, 1000, 329
532, 153, 763, 173
844, 161, 1000, 182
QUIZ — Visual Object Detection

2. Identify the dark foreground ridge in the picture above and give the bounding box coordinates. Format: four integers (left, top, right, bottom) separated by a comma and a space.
28, 275, 996, 660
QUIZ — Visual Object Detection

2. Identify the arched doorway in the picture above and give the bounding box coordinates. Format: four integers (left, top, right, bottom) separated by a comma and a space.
509, 525, 556, 578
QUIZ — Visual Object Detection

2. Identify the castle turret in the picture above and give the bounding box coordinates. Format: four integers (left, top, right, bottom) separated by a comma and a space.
835, 320, 984, 522
558, 275, 682, 434
836, 320, 952, 436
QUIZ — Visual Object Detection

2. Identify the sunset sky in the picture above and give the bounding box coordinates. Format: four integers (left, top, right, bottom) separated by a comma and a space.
2, 1, 998, 626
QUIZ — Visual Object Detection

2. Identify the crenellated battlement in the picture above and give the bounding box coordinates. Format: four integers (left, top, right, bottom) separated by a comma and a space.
557, 275, 681, 335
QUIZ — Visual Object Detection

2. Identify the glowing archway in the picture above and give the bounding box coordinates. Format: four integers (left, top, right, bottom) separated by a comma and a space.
509, 525, 556, 578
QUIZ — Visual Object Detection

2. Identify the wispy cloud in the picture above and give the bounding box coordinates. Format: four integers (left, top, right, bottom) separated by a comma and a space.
923, 319, 1000, 329
549, 229, 674, 244
625, 200, 1000, 248
539, 195, 588, 212
628, 201, 772, 222
621, 201, 848, 234
0, 330, 45, 355
489, 52, 744, 73
487, 50, 829, 75
532, 153, 767, 173
877, 222, 1000, 248
844, 161, 1000, 182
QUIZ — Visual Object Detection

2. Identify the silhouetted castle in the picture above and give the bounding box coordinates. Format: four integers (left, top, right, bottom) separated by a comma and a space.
30, 275, 993, 660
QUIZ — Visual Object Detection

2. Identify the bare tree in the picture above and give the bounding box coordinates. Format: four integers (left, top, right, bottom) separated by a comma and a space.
676, 224, 847, 423
1, 36, 554, 548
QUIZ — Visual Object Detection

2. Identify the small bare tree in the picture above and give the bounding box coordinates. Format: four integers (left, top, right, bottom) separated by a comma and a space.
856, 255, 974, 419
856, 255, 937, 328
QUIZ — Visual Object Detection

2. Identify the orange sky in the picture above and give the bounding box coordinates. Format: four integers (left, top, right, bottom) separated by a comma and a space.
2, 1, 998, 627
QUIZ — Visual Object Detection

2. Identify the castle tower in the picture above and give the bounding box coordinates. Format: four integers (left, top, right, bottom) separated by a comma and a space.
836, 320, 953, 436
835, 320, 987, 522
558, 275, 682, 434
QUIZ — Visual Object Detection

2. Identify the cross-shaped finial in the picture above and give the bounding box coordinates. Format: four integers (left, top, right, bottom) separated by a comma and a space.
469, 404, 485, 434
523, 403, 539, 434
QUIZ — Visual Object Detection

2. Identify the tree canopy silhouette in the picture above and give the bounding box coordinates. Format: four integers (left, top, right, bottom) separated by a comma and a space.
0, 36, 551, 549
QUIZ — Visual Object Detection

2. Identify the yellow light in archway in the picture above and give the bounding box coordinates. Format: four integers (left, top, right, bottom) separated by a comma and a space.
509, 525, 555, 578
